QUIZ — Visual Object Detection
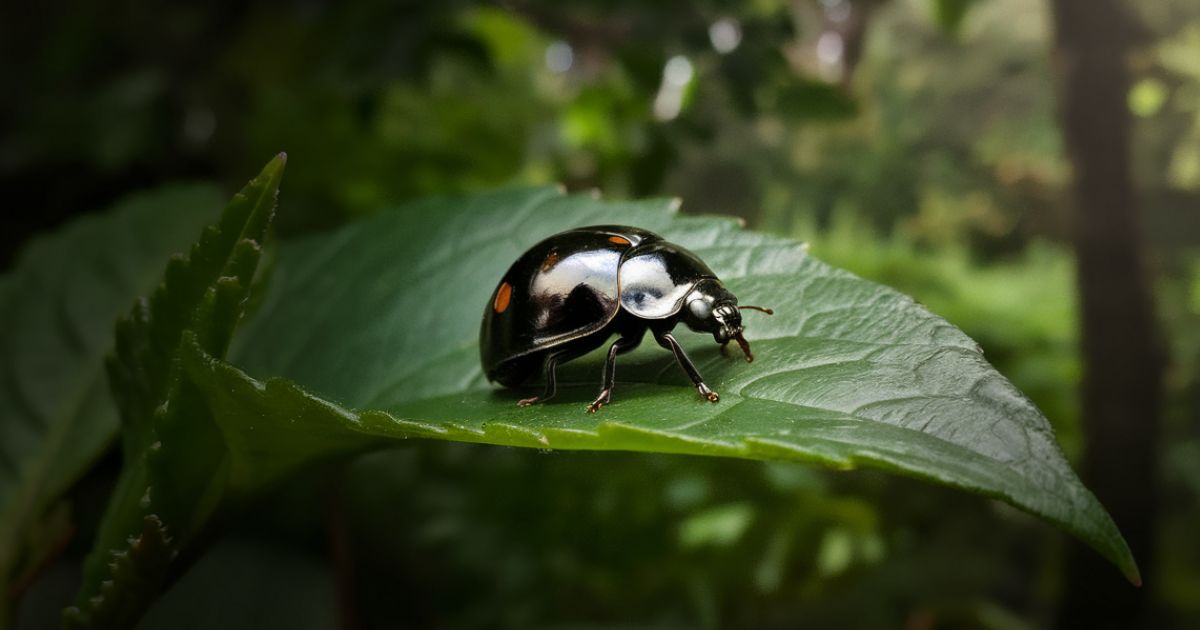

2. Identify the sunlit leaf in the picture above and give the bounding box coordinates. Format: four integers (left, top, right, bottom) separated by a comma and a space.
208, 187, 1135, 586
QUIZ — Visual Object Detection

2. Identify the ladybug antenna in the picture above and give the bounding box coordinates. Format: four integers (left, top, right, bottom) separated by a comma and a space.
738, 305, 774, 315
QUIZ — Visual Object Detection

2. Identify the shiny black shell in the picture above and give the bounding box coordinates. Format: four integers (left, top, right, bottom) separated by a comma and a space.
481, 225, 716, 386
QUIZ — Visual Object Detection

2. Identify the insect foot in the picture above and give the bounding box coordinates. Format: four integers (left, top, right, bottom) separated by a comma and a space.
586, 389, 612, 413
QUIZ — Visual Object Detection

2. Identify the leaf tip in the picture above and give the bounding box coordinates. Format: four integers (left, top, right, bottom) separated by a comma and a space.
1108, 535, 1142, 586
1125, 561, 1143, 587
258, 152, 288, 185
1105, 539, 1142, 586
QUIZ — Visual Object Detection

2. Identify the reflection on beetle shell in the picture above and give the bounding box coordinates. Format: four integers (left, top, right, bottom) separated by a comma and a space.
619, 243, 716, 319
529, 247, 621, 337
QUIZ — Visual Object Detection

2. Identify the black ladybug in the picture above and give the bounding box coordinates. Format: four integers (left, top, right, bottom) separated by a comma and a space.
480, 225, 771, 412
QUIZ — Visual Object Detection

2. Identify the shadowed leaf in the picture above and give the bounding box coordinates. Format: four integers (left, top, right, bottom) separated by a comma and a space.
0, 186, 222, 621
64, 155, 286, 630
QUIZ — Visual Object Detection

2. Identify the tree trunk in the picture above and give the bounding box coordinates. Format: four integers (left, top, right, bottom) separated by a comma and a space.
1049, 1, 1164, 627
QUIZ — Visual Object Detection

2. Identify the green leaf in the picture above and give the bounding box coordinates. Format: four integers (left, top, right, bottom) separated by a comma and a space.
930, 0, 980, 34
772, 78, 858, 121
198, 187, 1133, 584
0, 186, 222, 621
63, 155, 286, 630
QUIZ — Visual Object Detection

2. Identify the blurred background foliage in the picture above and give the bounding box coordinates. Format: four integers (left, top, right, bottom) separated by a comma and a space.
3, 0, 1199, 628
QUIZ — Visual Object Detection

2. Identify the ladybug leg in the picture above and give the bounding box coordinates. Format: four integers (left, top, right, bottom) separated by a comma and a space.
653, 330, 720, 403
517, 350, 568, 407
587, 334, 643, 413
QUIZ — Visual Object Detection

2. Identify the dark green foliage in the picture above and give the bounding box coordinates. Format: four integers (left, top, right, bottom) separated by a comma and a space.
0, 187, 221, 622
7, 0, 1200, 627
54, 179, 1133, 629
64, 156, 285, 629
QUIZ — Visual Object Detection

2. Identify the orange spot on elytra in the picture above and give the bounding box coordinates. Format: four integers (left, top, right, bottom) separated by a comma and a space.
608, 235, 630, 245
541, 250, 560, 271
494, 282, 512, 313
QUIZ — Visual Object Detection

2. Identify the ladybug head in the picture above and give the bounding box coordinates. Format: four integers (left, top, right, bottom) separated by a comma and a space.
682, 279, 738, 338
683, 279, 773, 362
